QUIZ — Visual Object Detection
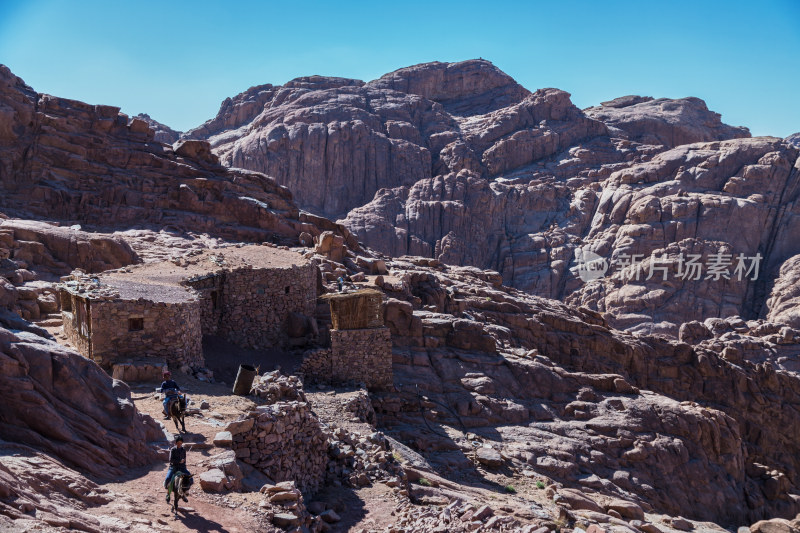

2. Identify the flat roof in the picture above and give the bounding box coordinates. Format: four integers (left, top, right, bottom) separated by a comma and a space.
65, 245, 309, 303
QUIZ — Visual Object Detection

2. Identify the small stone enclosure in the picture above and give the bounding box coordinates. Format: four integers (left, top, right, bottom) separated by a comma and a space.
301, 288, 393, 389
60, 245, 317, 369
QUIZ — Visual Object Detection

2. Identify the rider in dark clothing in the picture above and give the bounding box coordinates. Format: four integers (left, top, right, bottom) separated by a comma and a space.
160, 370, 181, 419
164, 434, 191, 500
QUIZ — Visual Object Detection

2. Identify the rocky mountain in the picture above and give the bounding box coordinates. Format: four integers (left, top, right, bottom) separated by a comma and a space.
0, 64, 315, 245
372, 256, 800, 525
184, 59, 798, 336
3, 60, 800, 532
135, 113, 181, 144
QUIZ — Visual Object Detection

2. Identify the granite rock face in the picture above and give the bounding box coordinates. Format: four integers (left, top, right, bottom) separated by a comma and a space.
0, 320, 162, 478
190, 75, 451, 218
370, 257, 800, 525
185, 58, 797, 335
584, 95, 750, 147
0, 64, 309, 245
367, 59, 530, 116
565, 137, 800, 335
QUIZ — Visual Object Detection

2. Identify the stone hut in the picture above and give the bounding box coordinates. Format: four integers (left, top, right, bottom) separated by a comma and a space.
60, 245, 317, 370
301, 288, 392, 389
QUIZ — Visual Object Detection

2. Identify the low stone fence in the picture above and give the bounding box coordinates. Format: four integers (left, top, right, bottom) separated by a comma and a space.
226, 401, 328, 493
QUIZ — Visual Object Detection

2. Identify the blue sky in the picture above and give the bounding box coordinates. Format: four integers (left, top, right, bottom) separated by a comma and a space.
1, 0, 798, 136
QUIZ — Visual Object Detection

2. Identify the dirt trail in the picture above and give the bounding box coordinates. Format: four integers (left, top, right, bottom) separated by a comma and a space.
86, 374, 267, 532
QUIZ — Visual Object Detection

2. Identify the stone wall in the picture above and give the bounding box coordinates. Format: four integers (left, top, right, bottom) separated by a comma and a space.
62, 293, 203, 368
184, 274, 224, 336
60, 256, 316, 369
301, 327, 392, 390
62, 293, 91, 357
226, 401, 328, 493
216, 263, 317, 349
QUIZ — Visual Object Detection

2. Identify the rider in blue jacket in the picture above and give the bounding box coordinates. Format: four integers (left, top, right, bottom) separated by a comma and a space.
159, 370, 181, 420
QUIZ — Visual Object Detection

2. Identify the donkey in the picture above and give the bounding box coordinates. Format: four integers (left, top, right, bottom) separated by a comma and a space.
167, 471, 193, 513
167, 393, 187, 433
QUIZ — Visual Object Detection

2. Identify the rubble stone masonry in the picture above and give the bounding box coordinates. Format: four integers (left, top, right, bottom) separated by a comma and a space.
62, 294, 203, 368
60, 247, 317, 371
216, 263, 317, 350
301, 327, 392, 390
226, 401, 328, 493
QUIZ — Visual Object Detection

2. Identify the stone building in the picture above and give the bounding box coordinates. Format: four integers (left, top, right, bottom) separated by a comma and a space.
60, 245, 317, 370
301, 288, 393, 389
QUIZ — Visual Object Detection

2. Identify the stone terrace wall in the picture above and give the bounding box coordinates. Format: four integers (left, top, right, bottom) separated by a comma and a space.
226, 401, 328, 493
301, 327, 392, 390
217, 263, 316, 349
82, 298, 203, 368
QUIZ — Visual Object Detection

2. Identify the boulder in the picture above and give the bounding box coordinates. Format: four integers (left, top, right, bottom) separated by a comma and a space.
225, 418, 254, 435
199, 469, 226, 492
320, 509, 341, 523
606, 499, 645, 520
554, 488, 602, 513
173, 139, 219, 164
272, 513, 300, 528
750, 519, 799, 533
476, 447, 503, 468
213, 431, 233, 447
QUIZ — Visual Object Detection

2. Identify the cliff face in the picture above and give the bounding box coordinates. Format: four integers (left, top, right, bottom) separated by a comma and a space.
0, 315, 163, 478
2, 60, 800, 530
0, 65, 308, 245
373, 257, 800, 525
186, 59, 800, 335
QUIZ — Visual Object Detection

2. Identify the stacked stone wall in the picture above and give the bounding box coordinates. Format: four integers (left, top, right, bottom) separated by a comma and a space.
301, 327, 392, 390
227, 401, 328, 493
62, 293, 91, 356
69, 298, 203, 368
217, 263, 316, 349
61, 256, 316, 369
184, 274, 224, 336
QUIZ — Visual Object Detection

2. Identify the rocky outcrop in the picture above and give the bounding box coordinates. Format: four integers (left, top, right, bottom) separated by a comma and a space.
584, 95, 750, 147
364, 257, 800, 525
367, 59, 530, 116
0, 218, 140, 320
135, 113, 180, 144
0, 441, 114, 530
184, 59, 789, 336
766, 254, 800, 328
0, 320, 162, 478
565, 137, 800, 335
0, 64, 309, 245
1, 219, 138, 274
191, 76, 452, 218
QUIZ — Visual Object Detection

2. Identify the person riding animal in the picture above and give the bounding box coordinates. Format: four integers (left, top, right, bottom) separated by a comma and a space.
160, 370, 181, 420
164, 434, 192, 504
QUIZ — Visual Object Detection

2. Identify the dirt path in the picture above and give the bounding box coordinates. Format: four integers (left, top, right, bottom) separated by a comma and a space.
84, 374, 268, 532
